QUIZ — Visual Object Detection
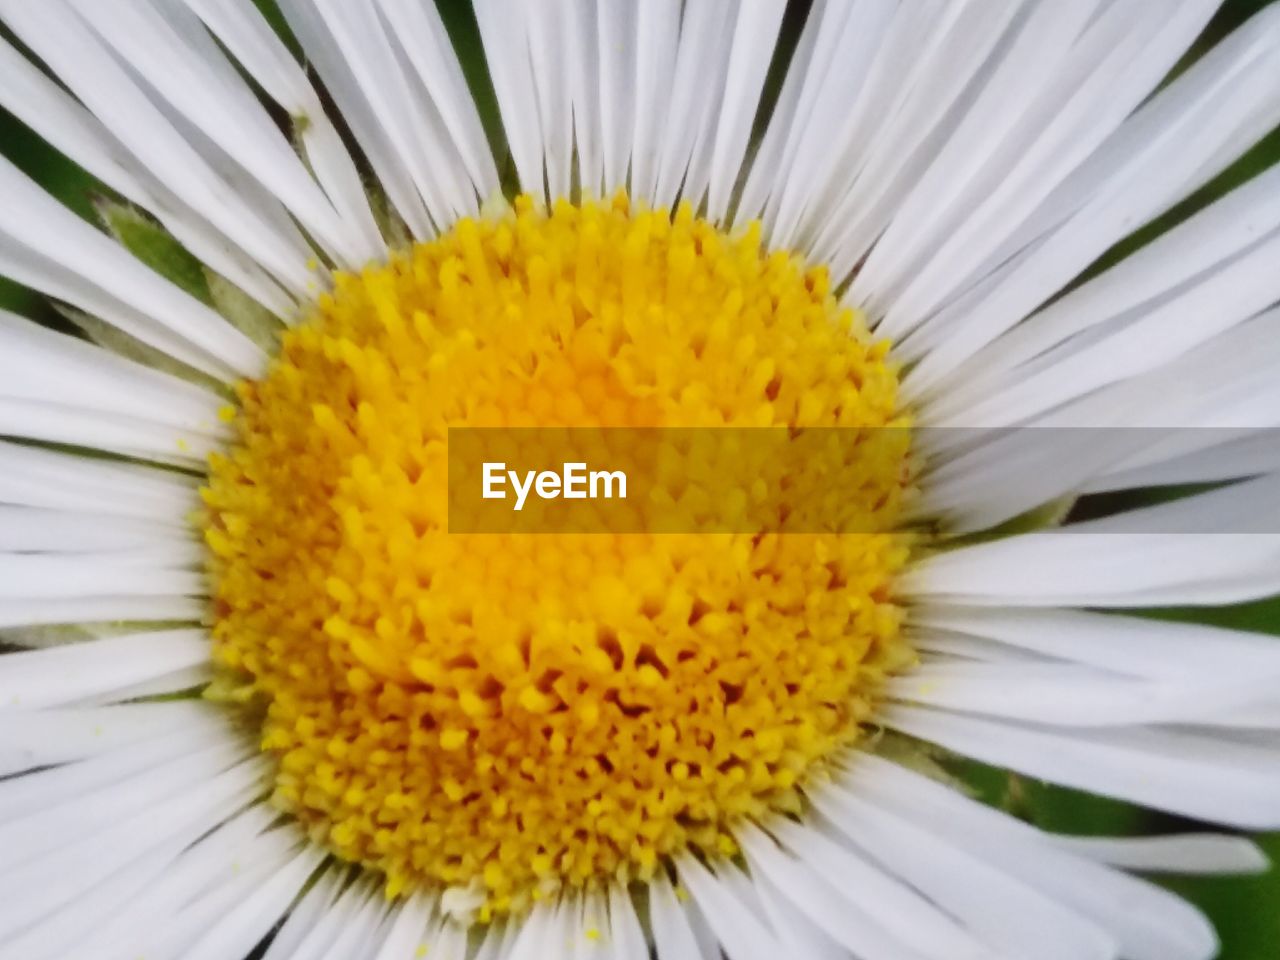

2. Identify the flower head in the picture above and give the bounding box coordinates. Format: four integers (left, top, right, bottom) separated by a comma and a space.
1, 2, 1279, 959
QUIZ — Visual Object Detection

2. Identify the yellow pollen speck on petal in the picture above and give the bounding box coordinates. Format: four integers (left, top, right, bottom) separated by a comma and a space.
201, 193, 915, 916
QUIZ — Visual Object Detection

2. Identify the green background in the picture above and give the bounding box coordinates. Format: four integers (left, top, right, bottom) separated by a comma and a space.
1, 0, 1277, 956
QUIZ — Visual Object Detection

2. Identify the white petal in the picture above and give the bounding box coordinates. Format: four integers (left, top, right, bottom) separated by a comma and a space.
0, 739, 245, 869
1085, 429, 1280, 493
1053, 834, 1269, 875
597, 0, 638, 197
93, 810, 293, 954
0, 833, 188, 960
0, 754, 264, 944
889, 657, 1280, 728
868, 0, 1217, 336
70, 0, 363, 270
0, 553, 203, 601
179, 844, 322, 960
310, 0, 477, 227
0, 629, 209, 710
0, 163, 261, 379
808, 1, 1028, 276
703, 0, 786, 221
839, 755, 1221, 960
259, 865, 344, 960
183, 0, 386, 264
912, 606, 1280, 682
648, 871, 709, 960
0, 700, 221, 774
652, 1, 736, 208
506, 899, 555, 960
277, 0, 433, 238
0, 595, 202, 631
900, 5, 1280, 401
628, 0, 680, 205
738, 820, 976, 960
471, 0, 546, 201
748, 869, 847, 960
0, 505, 185, 551
608, 882, 648, 960
884, 703, 1280, 829
0, 439, 197, 518
904, 477, 1280, 606
370, 894, 436, 960
373, 0, 500, 200
0, 31, 298, 317
810, 783, 1116, 960
732, 0, 836, 228
928, 163, 1280, 426
675, 856, 786, 960
159, 843, 322, 960
0, 0, 316, 298
0, 311, 224, 429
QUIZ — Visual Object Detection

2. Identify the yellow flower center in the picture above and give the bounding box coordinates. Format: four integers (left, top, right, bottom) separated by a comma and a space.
202, 195, 915, 918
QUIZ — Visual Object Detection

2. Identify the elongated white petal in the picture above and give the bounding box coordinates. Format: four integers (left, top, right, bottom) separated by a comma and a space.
0, 0, 317, 298
885, 704, 1280, 829
472, 0, 545, 200
868, 0, 1219, 335
0, 595, 202, 631
310, 0, 477, 227
675, 856, 785, 960
1086, 430, 1280, 493
0, 161, 261, 379
837, 755, 1222, 960
69, 0, 362, 272
369, 895, 436, 960
0, 741, 246, 869
276, 0, 432, 238
913, 607, 1280, 682
0, 440, 197, 518
0, 310, 224, 429
0, 33, 298, 317
373, 0, 499, 200
900, 4, 1280, 401
0, 554, 203, 601
0, 701, 221, 774
810, 783, 1115, 960
93, 809, 291, 956
0, 629, 208, 711
930, 165, 1280, 427
889, 657, 1280, 728
738, 821, 979, 960
748, 869, 847, 960
0, 833, 191, 960
653, 1, 736, 208
183, 0, 385, 265
906, 476, 1280, 606
627, 0, 680, 205
807, 1, 1028, 274
702, 0, 785, 221
1054, 834, 1269, 875
154, 843, 321, 960
0, 505, 184, 551
648, 871, 709, 960
0, 753, 264, 943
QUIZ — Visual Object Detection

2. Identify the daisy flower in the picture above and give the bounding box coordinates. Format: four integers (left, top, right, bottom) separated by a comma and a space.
2, 1, 1280, 959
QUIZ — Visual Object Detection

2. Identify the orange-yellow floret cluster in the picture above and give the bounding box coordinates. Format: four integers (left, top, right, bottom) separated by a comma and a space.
201, 194, 915, 917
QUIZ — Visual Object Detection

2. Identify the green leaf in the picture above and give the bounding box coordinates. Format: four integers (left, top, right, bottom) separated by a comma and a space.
95, 200, 212, 305
205, 269, 284, 354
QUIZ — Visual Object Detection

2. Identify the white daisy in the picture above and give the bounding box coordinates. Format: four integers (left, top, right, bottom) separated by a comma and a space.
1, 1, 1279, 959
